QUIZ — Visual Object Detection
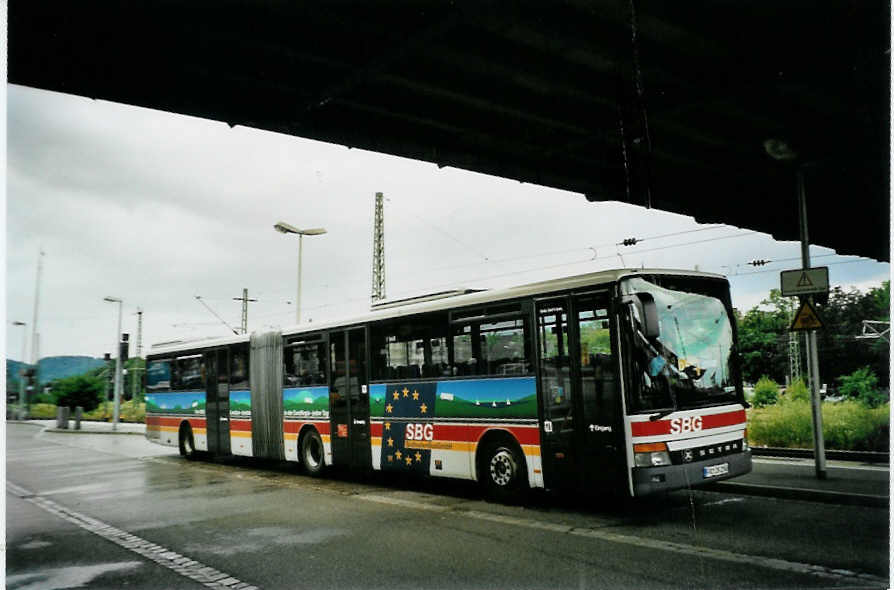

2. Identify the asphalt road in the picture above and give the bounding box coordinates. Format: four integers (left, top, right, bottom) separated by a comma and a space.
6, 423, 889, 589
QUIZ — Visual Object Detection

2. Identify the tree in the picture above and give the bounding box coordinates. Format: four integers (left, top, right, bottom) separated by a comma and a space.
735, 283, 890, 389
735, 289, 791, 384
51, 374, 105, 412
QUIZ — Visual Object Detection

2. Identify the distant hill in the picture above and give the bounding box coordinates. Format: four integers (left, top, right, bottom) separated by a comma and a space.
6, 356, 107, 385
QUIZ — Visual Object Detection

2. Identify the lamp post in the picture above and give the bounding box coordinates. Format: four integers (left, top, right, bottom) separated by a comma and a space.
103, 296, 123, 431
12, 321, 27, 418
274, 222, 327, 324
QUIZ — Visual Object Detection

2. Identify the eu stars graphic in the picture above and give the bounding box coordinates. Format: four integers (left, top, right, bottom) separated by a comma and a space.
380, 382, 437, 473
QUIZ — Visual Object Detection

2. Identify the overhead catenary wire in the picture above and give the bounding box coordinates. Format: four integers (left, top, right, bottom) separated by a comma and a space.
194, 295, 239, 335
384, 195, 491, 263
231, 229, 768, 322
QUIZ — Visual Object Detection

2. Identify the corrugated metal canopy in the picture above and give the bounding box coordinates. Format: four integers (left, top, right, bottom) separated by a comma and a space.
9, 1, 890, 261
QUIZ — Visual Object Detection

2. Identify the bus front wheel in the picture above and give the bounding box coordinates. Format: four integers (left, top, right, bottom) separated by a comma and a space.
301, 429, 325, 477
179, 424, 198, 460
480, 441, 526, 502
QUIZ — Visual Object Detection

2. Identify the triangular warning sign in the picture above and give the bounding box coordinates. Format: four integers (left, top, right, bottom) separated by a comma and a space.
797, 272, 814, 287
790, 300, 823, 331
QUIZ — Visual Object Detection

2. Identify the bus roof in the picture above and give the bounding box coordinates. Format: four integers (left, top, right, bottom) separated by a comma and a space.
148, 267, 725, 356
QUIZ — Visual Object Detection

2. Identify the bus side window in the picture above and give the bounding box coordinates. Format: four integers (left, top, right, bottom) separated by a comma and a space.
578, 299, 616, 421
146, 359, 172, 392
229, 344, 249, 389
284, 340, 327, 387
370, 312, 448, 381
537, 305, 571, 409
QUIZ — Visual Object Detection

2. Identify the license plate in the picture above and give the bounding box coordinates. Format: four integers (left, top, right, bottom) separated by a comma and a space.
703, 463, 729, 478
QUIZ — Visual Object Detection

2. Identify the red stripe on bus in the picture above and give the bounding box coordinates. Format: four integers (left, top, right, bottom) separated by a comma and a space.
230, 419, 252, 432
630, 409, 746, 437
370, 422, 539, 446
283, 420, 330, 435
145, 416, 206, 428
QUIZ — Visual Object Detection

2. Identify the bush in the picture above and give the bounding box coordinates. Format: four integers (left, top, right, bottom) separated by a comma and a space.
83, 400, 145, 423
50, 374, 105, 412
838, 367, 886, 407
784, 378, 810, 403
823, 401, 889, 451
748, 400, 889, 451
28, 403, 59, 419
752, 376, 779, 407
25, 401, 146, 423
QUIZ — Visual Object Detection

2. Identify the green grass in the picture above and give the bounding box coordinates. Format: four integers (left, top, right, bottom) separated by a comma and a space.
748, 400, 889, 451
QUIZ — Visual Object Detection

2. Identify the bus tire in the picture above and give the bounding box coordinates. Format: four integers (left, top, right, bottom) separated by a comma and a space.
479, 439, 526, 503
179, 423, 198, 460
300, 429, 325, 477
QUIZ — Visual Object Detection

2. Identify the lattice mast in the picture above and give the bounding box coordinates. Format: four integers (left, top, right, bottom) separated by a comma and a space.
371, 192, 386, 303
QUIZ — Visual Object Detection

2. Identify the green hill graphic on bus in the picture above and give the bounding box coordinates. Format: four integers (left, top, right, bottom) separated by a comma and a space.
229, 390, 252, 417
145, 392, 206, 415
370, 377, 536, 419
283, 386, 330, 418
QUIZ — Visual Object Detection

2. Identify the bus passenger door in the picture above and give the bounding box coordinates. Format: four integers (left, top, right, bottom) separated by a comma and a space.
535, 298, 577, 488
329, 330, 350, 466
348, 327, 371, 470
203, 349, 231, 456
329, 328, 371, 469
215, 348, 231, 455
572, 293, 623, 487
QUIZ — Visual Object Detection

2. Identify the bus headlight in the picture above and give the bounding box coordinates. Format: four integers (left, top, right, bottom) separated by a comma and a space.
633, 442, 672, 467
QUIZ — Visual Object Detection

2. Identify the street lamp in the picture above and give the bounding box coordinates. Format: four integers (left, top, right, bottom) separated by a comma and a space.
274, 222, 327, 324
11, 321, 27, 418
103, 296, 123, 430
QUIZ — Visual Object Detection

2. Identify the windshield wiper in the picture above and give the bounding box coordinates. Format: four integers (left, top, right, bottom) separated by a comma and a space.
649, 409, 675, 421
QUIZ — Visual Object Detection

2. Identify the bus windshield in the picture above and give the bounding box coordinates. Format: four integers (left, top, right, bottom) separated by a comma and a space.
621, 275, 738, 414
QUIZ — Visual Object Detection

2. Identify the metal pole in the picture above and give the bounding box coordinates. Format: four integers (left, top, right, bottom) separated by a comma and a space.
296, 233, 304, 324
113, 301, 123, 430
15, 322, 27, 419
30, 250, 44, 366
797, 166, 826, 479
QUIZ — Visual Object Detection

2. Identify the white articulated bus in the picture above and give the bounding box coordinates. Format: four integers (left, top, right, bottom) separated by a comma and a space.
145, 268, 751, 500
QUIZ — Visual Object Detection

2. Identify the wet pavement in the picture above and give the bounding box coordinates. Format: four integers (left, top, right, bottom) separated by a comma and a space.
5, 422, 890, 589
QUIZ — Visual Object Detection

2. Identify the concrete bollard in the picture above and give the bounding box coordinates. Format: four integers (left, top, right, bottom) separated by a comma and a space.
62, 406, 71, 429
56, 406, 68, 429
74, 406, 83, 430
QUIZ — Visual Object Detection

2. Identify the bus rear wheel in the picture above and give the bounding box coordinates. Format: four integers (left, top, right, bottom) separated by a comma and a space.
480, 441, 526, 503
301, 429, 325, 477
179, 424, 198, 460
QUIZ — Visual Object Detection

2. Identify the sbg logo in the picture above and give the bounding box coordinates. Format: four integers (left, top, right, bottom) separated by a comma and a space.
405, 423, 434, 441
670, 415, 703, 434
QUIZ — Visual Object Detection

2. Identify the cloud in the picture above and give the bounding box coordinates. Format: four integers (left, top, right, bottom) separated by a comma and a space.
6, 84, 889, 359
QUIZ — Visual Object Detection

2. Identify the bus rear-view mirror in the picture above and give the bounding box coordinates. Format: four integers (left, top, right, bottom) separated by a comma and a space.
623, 293, 660, 339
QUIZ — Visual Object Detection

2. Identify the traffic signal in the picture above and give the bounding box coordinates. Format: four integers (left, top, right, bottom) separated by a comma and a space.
748, 259, 771, 266
120, 334, 129, 365
621, 237, 640, 246
104, 352, 114, 400
23, 368, 36, 405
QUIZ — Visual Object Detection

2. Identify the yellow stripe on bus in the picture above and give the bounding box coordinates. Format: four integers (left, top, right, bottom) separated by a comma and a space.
147, 425, 206, 436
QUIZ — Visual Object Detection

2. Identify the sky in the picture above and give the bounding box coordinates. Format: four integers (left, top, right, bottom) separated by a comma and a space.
5, 83, 890, 362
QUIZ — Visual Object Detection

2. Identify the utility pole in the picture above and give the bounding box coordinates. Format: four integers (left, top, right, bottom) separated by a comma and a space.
797, 165, 826, 480
232, 288, 257, 334
30, 249, 45, 383
371, 192, 386, 303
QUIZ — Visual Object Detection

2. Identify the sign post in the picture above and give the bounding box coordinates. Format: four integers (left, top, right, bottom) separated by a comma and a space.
780, 267, 829, 298
783, 166, 827, 479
